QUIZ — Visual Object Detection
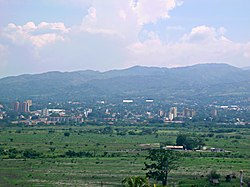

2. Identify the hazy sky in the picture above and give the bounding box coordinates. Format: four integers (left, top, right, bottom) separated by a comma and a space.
0, 0, 250, 77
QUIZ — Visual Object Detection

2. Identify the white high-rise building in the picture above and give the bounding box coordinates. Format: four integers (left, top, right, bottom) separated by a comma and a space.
168, 112, 174, 121
170, 107, 177, 118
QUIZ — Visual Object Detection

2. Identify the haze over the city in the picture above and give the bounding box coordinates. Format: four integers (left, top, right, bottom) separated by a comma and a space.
0, 0, 250, 77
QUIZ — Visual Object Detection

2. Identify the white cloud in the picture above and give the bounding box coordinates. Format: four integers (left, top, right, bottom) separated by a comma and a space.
37, 22, 69, 33
1, 0, 249, 77
55, 0, 183, 26
78, 0, 184, 40
131, 0, 183, 24
22, 22, 36, 32
75, 1, 140, 42
243, 43, 250, 59
127, 26, 250, 68
79, 6, 120, 36
29, 34, 65, 48
182, 25, 228, 43
2, 0, 184, 50
0, 44, 8, 69
2, 22, 69, 48
119, 10, 127, 20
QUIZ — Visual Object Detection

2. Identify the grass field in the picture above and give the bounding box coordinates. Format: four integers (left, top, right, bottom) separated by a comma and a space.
0, 124, 249, 186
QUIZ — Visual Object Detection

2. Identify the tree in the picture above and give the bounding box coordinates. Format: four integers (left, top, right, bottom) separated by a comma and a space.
64, 132, 70, 137
144, 149, 180, 186
207, 170, 220, 185
0, 147, 5, 156
23, 149, 41, 158
102, 126, 113, 135
49, 147, 56, 152
176, 133, 205, 150
122, 176, 149, 187
207, 170, 220, 180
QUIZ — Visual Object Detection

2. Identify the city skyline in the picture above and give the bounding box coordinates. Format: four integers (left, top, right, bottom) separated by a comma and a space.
0, 0, 250, 77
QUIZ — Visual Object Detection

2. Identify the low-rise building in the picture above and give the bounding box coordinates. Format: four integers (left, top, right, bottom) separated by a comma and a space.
165, 146, 184, 150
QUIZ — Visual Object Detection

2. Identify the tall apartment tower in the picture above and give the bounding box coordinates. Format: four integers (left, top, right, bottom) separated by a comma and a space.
26, 100, 32, 107
14, 102, 20, 112
159, 110, 165, 117
20, 101, 29, 113
168, 107, 177, 121
14, 100, 31, 113
170, 107, 177, 118
184, 108, 196, 118
211, 109, 218, 117
168, 112, 174, 121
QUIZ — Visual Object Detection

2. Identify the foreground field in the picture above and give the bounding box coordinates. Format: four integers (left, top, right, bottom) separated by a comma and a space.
0, 124, 249, 186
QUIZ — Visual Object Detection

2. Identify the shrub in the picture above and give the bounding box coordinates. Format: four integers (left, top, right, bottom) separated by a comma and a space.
23, 149, 41, 158
64, 132, 70, 137
207, 170, 220, 180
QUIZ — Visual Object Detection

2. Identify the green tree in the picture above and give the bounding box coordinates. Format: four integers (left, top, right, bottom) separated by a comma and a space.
176, 133, 205, 150
207, 170, 221, 185
23, 149, 41, 158
122, 176, 149, 187
207, 170, 220, 180
144, 149, 180, 186
0, 147, 5, 156
102, 126, 113, 134
64, 132, 70, 137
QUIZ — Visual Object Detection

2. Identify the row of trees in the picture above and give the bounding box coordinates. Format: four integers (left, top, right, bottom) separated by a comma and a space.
0, 148, 42, 159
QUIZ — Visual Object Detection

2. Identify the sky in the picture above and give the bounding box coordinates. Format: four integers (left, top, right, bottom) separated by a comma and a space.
0, 0, 250, 77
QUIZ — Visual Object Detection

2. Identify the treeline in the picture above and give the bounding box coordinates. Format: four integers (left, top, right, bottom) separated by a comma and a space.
181, 151, 250, 159
0, 148, 42, 159
0, 147, 124, 159
64, 150, 122, 158
71, 126, 158, 136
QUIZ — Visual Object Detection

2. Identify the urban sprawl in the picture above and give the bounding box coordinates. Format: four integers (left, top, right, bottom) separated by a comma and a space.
0, 98, 249, 126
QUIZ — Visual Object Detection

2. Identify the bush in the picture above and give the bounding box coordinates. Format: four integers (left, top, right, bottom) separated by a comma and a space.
64, 132, 70, 137
23, 149, 41, 158
0, 147, 5, 156
65, 150, 94, 158
207, 170, 220, 180
128, 131, 136, 135
225, 174, 231, 182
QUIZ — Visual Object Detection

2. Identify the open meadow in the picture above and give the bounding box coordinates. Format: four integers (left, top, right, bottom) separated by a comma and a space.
0, 123, 250, 186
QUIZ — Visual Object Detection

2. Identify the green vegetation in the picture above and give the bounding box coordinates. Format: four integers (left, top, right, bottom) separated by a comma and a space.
176, 133, 205, 150
122, 176, 149, 187
0, 124, 249, 186
144, 149, 180, 185
1, 64, 249, 101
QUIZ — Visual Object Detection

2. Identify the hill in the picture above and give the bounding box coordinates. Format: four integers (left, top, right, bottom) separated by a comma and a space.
0, 63, 249, 101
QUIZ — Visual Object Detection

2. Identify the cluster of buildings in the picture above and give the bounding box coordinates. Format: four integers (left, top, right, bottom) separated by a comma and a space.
14, 100, 32, 113
10, 100, 197, 125
12, 108, 85, 125
168, 107, 178, 121
0, 98, 247, 126
159, 107, 196, 122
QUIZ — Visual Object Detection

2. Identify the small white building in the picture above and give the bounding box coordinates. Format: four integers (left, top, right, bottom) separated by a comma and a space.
123, 100, 134, 103
165, 146, 184, 150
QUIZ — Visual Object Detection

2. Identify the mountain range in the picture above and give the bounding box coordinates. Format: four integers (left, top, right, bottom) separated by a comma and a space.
0, 63, 249, 101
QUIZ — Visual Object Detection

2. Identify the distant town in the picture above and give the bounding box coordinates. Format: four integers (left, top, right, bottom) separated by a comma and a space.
0, 97, 249, 126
